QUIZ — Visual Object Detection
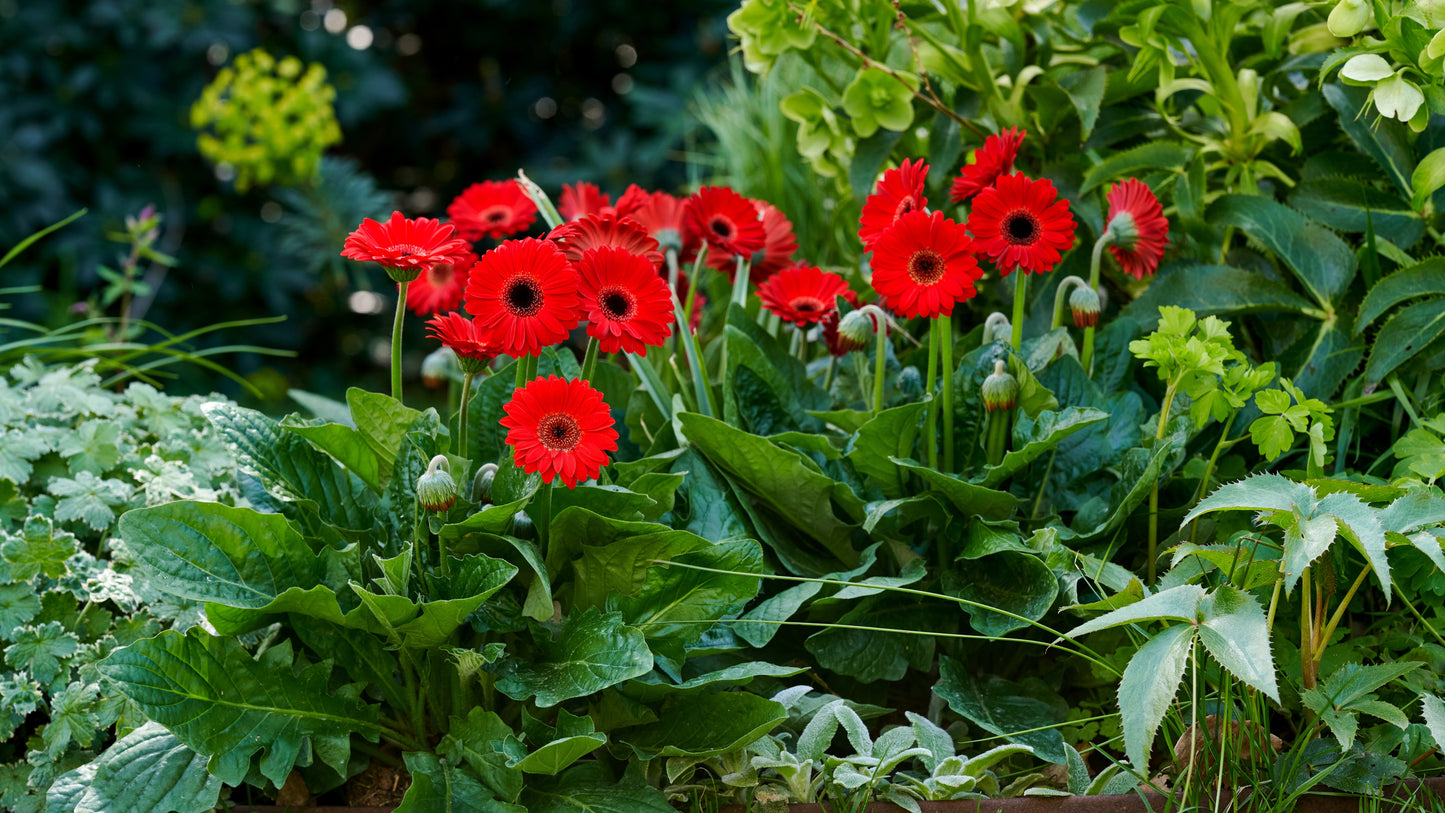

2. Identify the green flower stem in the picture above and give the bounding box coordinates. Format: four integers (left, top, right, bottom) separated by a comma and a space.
517, 170, 563, 230
1147, 384, 1179, 585
982, 312, 1011, 347
788, 326, 803, 359
924, 321, 939, 468
514, 356, 528, 389
458, 372, 475, 465
579, 336, 600, 383
1050, 275, 1089, 330
852, 353, 870, 407
391, 282, 408, 402
824, 355, 838, 391
672, 290, 715, 417
525, 353, 538, 384
1186, 410, 1238, 544
684, 244, 708, 327
731, 256, 751, 308
1009, 270, 1028, 350
940, 314, 955, 472
873, 316, 889, 414
1081, 235, 1108, 374
535, 480, 553, 549
986, 408, 1010, 467
664, 247, 680, 293
1315, 564, 1372, 665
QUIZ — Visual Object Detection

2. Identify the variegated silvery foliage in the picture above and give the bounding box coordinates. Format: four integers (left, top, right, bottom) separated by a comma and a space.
0, 359, 238, 813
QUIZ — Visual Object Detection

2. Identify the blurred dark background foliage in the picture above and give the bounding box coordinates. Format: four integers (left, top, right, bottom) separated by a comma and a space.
0, 0, 732, 404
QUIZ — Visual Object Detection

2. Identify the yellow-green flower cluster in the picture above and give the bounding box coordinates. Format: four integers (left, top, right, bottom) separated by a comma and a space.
190, 49, 341, 190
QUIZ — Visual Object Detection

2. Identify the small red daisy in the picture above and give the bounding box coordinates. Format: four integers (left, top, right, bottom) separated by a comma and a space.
501, 375, 619, 488
341, 212, 470, 280
684, 186, 766, 270
447, 180, 538, 241
966, 173, 1076, 276
869, 210, 982, 319
559, 182, 614, 222
949, 128, 1026, 204
407, 248, 476, 315
615, 185, 699, 258
463, 238, 580, 357
548, 214, 664, 269
858, 158, 929, 251
576, 246, 674, 354
425, 311, 499, 373
757, 264, 854, 327
1105, 178, 1170, 279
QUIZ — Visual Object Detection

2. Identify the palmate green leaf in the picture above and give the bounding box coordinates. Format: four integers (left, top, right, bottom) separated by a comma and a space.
1364, 299, 1445, 387
1119, 623, 1193, 775
1288, 178, 1424, 248
1356, 258, 1445, 333
978, 407, 1109, 488
1, 516, 76, 581
612, 539, 763, 646
43, 681, 100, 756
1196, 586, 1279, 701
0, 583, 40, 632
1182, 473, 1316, 523
1079, 141, 1192, 195
1122, 265, 1319, 325
99, 629, 381, 786
495, 607, 652, 708
49, 472, 132, 532
396, 752, 524, 813
945, 551, 1057, 637
519, 762, 673, 813
1208, 194, 1357, 307
4, 622, 79, 684
46, 722, 221, 813
1282, 513, 1338, 595
621, 691, 786, 759
847, 401, 926, 498
934, 656, 1067, 764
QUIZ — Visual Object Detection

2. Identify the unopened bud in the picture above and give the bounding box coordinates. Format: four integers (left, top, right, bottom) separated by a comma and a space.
510, 509, 535, 540
471, 462, 498, 505
981, 359, 1018, 413
416, 455, 457, 512
897, 366, 922, 398
1069, 285, 1101, 328
1328, 0, 1370, 37
836, 308, 876, 353
422, 347, 457, 389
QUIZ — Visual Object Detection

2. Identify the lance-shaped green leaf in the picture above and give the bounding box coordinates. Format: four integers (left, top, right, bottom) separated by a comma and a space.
1208, 194, 1357, 308
98, 629, 381, 786
495, 608, 652, 707
978, 407, 1109, 488
1118, 623, 1194, 775
281, 419, 382, 492
1182, 473, 1317, 524
890, 458, 1018, 520
1317, 491, 1391, 602
1066, 584, 1207, 638
621, 691, 786, 759
1122, 265, 1321, 325
619, 662, 807, 702
1196, 586, 1279, 701
1364, 300, 1445, 387
1379, 491, 1445, 534
1288, 178, 1423, 248
396, 752, 524, 813
1080, 141, 1192, 194
1323, 83, 1414, 197
508, 712, 607, 776
46, 722, 222, 813
847, 401, 926, 498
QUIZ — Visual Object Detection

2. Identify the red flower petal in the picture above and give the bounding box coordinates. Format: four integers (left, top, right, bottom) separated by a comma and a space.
948, 128, 1025, 204
869, 210, 981, 319
500, 375, 619, 488
757, 263, 854, 327
463, 238, 580, 357
341, 211, 470, 271
965, 173, 1076, 276
447, 181, 538, 241
576, 245, 674, 354
1105, 178, 1170, 280
858, 158, 929, 251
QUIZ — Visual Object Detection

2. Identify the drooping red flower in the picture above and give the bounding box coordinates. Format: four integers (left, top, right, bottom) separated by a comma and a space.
858, 158, 929, 251
615, 185, 698, 258
869, 210, 982, 319
425, 311, 500, 371
548, 214, 664, 269
407, 248, 476, 315
447, 180, 538, 241
1105, 178, 1170, 280
684, 186, 766, 271
576, 246, 674, 354
949, 128, 1026, 204
341, 212, 470, 277
463, 238, 580, 357
757, 264, 854, 327
559, 182, 613, 222
730, 201, 798, 282
966, 173, 1076, 276
501, 375, 619, 488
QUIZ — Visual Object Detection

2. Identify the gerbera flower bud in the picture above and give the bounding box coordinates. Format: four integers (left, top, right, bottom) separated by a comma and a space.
981, 359, 1018, 413
835, 308, 877, 353
1104, 179, 1169, 280
471, 462, 498, 505
421, 347, 458, 388
1069, 285, 1101, 328
897, 366, 923, 398
510, 510, 536, 540
416, 455, 457, 513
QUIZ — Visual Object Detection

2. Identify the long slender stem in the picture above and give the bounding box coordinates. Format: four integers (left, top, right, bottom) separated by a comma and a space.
458, 372, 475, 463
1050, 276, 1087, 331
391, 282, 408, 402
579, 336, 600, 383
1187, 411, 1237, 544
1147, 384, 1178, 585
1301, 566, 1316, 691
873, 317, 888, 413
940, 314, 955, 472
1315, 565, 1372, 662
824, 356, 838, 391
986, 409, 1009, 467
1010, 270, 1029, 350
684, 244, 708, 327
1082, 236, 1107, 374
924, 321, 939, 468
731, 256, 751, 308
672, 290, 715, 417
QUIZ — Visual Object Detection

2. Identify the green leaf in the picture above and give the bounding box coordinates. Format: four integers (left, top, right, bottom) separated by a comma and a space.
439, 708, 523, 802
1421, 694, 1445, 750
1282, 513, 1339, 595
1118, 624, 1194, 775
46, 722, 222, 813
842, 67, 916, 139
281, 419, 383, 492
611, 539, 763, 647
519, 763, 674, 813
850, 127, 908, 201
1288, 178, 1423, 248
890, 458, 1019, 520
1, 516, 76, 581
847, 401, 926, 498
58, 420, 123, 475
1317, 491, 1391, 602
0, 583, 40, 631
495, 607, 652, 708
1058, 66, 1107, 141
346, 388, 428, 480
621, 692, 787, 758
48, 472, 131, 532
1182, 473, 1316, 524
0, 429, 50, 484
1196, 586, 1279, 701
806, 593, 951, 683
946, 551, 1058, 636
979, 407, 1109, 488
1323, 83, 1415, 197
1364, 299, 1445, 387
1411, 147, 1445, 211
1209, 194, 1357, 307
396, 752, 524, 813
618, 662, 807, 702
572, 530, 708, 611
1067, 584, 1208, 638
934, 656, 1067, 764
510, 719, 607, 776
1080, 141, 1191, 195
1357, 258, 1445, 333
1053, 431, 1182, 543
98, 628, 381, 786
43, 681, 100, 756
4, 622, 78, 684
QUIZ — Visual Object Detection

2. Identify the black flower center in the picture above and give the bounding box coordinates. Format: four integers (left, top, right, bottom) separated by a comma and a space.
709, 216, 735, 241
791, 297, 825, 314
907, 249, 946, 285
1004, 211, 1040, 245
537, 413, 581, 451
482, 205, 511, 224
504, 277, 544, 317
599, 288, 636, 321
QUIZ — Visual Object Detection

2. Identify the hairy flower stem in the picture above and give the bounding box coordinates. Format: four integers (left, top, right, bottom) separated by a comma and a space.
1009, 270, 1029, 350
986, 408, 1010, 467
458, 372, 475, 464
391, 282, 408, 402
940, 314, 955, 472
535, 481, 552, 549
852, 353, 870, 407
1050, 275, 1090, 330
579, 336, 600, 383
731, 256, 751, 309
824, 356, 838, 391
1147, 385, 1179, 585
873, 317, 889, 414
924, 323, 940, 468
1081, 235, 1108, 374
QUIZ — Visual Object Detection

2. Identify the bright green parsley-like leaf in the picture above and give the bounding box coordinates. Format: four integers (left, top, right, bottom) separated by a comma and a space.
4, 621, 80, 684
48, 472, 133, 532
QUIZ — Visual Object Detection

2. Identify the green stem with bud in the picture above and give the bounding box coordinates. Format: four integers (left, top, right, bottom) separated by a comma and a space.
940, 314, 955, 473
924, 321, 939, 469
458, 372, 475, 464
391, 282, 408, 403
1050, 275, 1090, 331
986, 409, 1009, 467
982, 312, 1010, 347
1081, 235, 1108, 375
1010, 270, 1029, 350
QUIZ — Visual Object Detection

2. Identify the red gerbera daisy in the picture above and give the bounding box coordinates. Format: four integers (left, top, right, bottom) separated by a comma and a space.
1105, 178, 1170, 279
407, 248, 476, 315
501, 375, 619, 488
858, 158, 929, 251
684, 186, 766, 270
341, 211, 469, 281
576, 246, 674, 354
447, 180, 538, 241
726, 201, 798, 282
616, 185, 700, 259
425, 311, 499, 373
869, 210, 982, 319
757, 264, 854, 327
559, 182, 613, 222
949, 128, 1026, 204
966, 173, 1076, 275
463, 238, 580, 357
548, 214, 664, 269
